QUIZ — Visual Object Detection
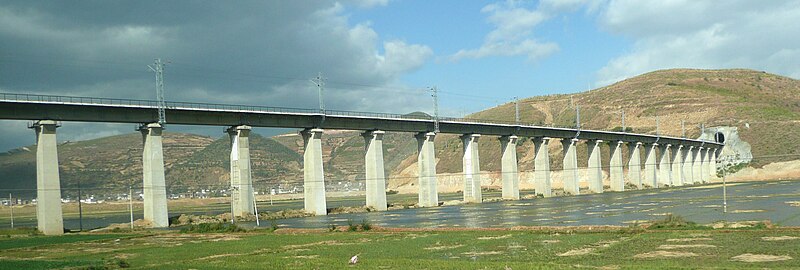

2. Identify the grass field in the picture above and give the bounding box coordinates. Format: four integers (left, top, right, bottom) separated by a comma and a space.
1, 223, 798, 269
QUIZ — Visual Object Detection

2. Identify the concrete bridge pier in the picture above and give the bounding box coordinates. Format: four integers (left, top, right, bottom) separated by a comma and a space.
699, 148, 707, 183
692, 147, 703, 184
703, 148, 713, 182
561, 138, 580, 195
227, 125, 254, 216
627, 142, 643, 189
587, 140, 603, 193
363, 130, 387, 211
643, 143, 658, 188
31, 120, 64, 235
671, 145, 684, 186
657, 144, 672, 187
533, 137, 552, 197
682, 146, 694, 185
139, 123, 169, 228
301, 128, 327, 215
608, 141, 624, 192
499, 135, 520, 200
416, 132, 438, 207
709, 148, 718, 179
461, 134, 482, 203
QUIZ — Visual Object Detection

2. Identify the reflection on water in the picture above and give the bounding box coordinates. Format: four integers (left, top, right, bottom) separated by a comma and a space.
4, 180, 800, 230
270, 180, 800, 229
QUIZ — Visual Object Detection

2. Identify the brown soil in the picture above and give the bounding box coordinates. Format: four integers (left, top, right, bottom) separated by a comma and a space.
424, 244, 464, 250
658, 244, 716, 249
666, 238, 713, 242
462, 251, 503, 256
477, 234, 512, 240
761, 236, 800, 241
731, 253, 792, 262
283, 240, 346, 250
634, 251, 698, 258
558, 248, 595, 256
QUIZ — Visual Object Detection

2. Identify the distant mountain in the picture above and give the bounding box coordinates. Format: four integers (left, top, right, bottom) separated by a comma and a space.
1, 69, 798, 196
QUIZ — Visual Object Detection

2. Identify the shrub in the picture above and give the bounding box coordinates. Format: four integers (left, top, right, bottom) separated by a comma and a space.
649, 214, 707, 230
347, 219, 358, 232
360, 219, 372, 231
385, 190, 399, 195
270, 220, 279, 231
180, 223, 245, 233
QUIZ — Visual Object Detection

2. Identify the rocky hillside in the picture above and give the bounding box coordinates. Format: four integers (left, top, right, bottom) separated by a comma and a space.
1, 69, 798, 196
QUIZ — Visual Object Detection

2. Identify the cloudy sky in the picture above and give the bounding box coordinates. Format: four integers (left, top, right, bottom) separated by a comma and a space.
1, 0, 799, 151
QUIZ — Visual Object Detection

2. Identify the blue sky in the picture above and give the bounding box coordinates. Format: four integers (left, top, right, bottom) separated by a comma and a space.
1, 0, 799, 150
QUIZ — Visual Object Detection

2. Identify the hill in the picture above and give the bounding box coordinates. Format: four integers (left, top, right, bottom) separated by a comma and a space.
1, 68, 798, 197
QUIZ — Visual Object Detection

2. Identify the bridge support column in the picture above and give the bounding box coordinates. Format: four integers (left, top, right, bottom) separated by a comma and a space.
627, 142, 643, 189
461, 134, 482, 203
699, 148, 707, 183
587, 140, 603, 193
140, 123, 169, 228
643, 143, 658, 188
499, 135, 519, 200
657, 144, 672, 187
31, 120, 64, 235
561, 138, 580, 195
609, 141, 624, 192
671, 145, 684, 186
533, 137, 552, 197
302, 128, 327, 215
416, 132, 438, 207
703, 148, 712, 183
682, 146, 694, 185
363, 130, 387, 211
709, 148, 718, 180
227, 125, 254, 216
692, 147, 703, 184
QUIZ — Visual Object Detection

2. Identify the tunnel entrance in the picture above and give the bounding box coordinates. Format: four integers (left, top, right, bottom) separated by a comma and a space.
715, 132, 725, 143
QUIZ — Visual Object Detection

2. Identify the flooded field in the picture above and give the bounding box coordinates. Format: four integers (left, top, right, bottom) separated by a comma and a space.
272, 180, 800, 229
2, 180, 799, 230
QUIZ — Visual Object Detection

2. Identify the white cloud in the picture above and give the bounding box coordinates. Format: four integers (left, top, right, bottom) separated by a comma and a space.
345, 0, 390, 8
377, 40, 434, 76
0, 1, 434, 150
450, 0, 560, 62
596, 0, 800, 85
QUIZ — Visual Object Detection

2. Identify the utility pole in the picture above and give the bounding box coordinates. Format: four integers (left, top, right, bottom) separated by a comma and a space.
128, 185, 134, 229
147, 59, 167, 125
310, 72, 326, 113
621, 110, 626, 132
722, 155, 728, 213
701, 123, 706, 142
230, 186, 236, 224
682, 120, 686, 138
655, 115, 660, 136
429, 86, 439, 133
8, 193, 12, 229
78, 179, 83, 231
514, 96, 520, 124
576, 105, 581, 129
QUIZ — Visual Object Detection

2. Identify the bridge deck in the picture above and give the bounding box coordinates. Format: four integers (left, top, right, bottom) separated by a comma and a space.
0, 93, 722, 148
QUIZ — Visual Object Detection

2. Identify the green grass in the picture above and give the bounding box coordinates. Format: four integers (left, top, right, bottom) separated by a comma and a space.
0, 227, 799, 269
0, 233, 127, 250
